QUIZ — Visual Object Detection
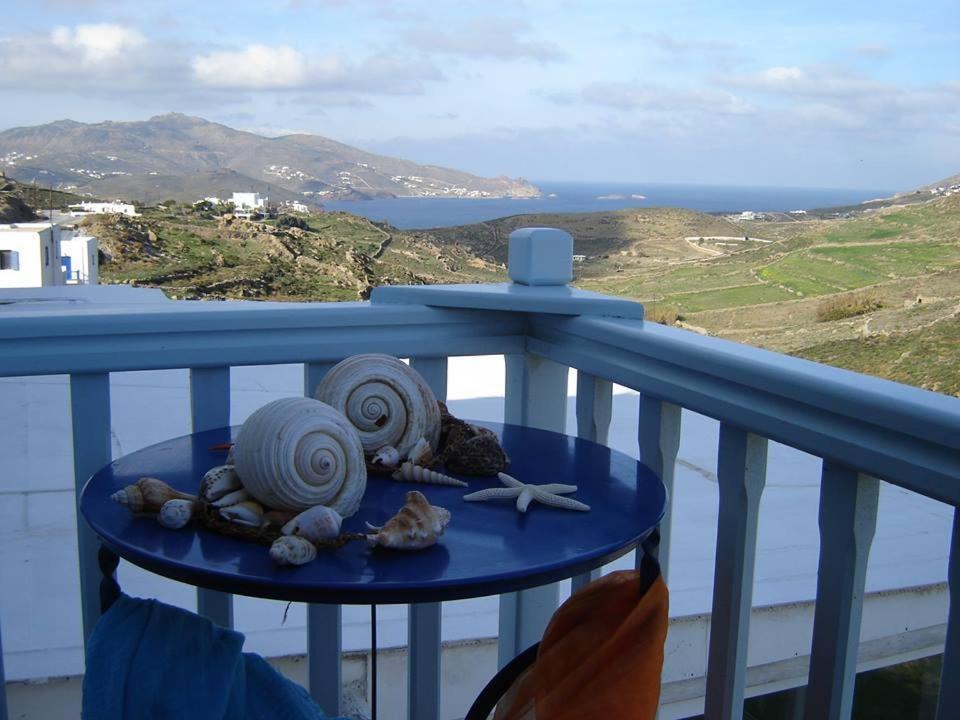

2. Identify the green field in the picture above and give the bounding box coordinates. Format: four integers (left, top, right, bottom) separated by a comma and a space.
665, 283, 795, 312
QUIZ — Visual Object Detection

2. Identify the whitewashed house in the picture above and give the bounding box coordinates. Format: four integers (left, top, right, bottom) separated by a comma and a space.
68, 201, 138, 217
60, 233, 99, 284
0, 222, 99, 288
0, 223, 64, 288
231, 192, 267, 211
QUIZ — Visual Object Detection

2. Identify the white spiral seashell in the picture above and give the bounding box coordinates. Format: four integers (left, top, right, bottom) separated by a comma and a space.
392, 462, 467, 487
233, 397, 367, 516
270, 535, 317, 566
315, 354, 441, 459
282, 505, 343, 543
371, 445, 401, 469
158, 499, 195, 529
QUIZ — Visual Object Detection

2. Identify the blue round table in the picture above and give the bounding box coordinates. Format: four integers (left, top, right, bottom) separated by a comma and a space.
81, 422, 665, 605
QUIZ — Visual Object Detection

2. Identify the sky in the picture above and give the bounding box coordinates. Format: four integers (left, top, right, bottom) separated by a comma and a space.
0, 0, 957, 190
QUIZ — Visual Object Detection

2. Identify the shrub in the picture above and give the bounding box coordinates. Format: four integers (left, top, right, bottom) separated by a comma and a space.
645, 304, 680, 325
816, 291, 884, 322
277, 214, 309, 230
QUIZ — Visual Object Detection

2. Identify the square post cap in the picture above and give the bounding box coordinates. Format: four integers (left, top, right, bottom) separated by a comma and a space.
508, 227, 573, 286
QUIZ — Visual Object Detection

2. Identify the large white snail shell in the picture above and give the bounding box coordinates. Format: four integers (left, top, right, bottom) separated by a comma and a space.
315, 354, 441, 459
233, 397, 367, 516
282, 505, 343, 543
269, 535, 317, 566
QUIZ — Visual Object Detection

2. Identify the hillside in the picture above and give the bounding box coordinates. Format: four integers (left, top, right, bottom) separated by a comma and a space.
0, 114, 539, 203
86, 206, 505, 301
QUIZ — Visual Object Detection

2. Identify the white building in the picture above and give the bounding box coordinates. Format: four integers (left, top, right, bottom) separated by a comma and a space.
231, 192, 267, 211
0, 223, 64, 288
0, 223, 99, 288
60, 234, 99, 284
286, 201, 310, 214
68, 201, 138, 217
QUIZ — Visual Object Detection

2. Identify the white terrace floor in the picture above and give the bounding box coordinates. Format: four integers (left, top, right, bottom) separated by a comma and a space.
1, 330, 953, 717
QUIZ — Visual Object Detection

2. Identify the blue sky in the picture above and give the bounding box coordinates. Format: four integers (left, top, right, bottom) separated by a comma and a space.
0, 0, 957, 189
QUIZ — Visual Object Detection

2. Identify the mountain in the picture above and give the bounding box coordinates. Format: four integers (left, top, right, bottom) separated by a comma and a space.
0, 113, 539, 204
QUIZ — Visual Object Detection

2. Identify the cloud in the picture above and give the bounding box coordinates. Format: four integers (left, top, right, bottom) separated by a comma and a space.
50, 23, 145, 63
407, 17, 564, 61
573, 82, 754, 116
719, 65, 885, 98
192, 44, 309, 89
853, 44, 891, 58
639, 32, 737, 55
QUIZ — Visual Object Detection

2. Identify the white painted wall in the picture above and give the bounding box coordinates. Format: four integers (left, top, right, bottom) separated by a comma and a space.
60, 235, 99, 285
232, 192, 266, 210
0, 224, 63, 288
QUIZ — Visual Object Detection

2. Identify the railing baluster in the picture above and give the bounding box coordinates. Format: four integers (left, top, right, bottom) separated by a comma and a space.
70, 372, 112, 641
499, 353, 568, 667
705, 426, 768, 720
936, 507, 960, 720
407, 357, 448, 720
190, 367, 234, 628
637, 396, 681, 581
0, 614, 7, 720
805, 465, 879, 720
572, 371, 613, 592
304, 361, 343, 715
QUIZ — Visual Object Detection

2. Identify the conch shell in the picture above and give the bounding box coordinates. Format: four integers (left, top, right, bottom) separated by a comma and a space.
282, 505, 343, 543
270, 535, 317, 566
199, 465, 242, 502
365, 490, 451, 550
111, 477, 196, 514
158, 499, 195, 529
233, 397, 367, 516
315, 354, 442, 459
392, 461, 467, 488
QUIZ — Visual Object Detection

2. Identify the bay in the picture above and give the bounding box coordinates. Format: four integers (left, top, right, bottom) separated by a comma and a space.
322, 181, 893, 230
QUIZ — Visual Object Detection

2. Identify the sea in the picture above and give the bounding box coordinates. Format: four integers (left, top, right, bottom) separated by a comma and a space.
322, 181, 893, 230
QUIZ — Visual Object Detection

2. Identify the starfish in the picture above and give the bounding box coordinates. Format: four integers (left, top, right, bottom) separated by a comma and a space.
462, 472, 591, 513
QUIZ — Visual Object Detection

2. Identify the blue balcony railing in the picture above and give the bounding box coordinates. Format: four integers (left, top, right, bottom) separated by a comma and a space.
1, 228, 959, 720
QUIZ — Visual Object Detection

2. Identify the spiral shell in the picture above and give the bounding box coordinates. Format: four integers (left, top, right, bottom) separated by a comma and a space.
392, 462, 467, 488
111, 477, 196, 514
270, 535, 318, 566
233, 398, 367, 516
282, 505, 343, 543
158, 499, 195, 529
315, 354, 441, 459
365, 490, 451, 550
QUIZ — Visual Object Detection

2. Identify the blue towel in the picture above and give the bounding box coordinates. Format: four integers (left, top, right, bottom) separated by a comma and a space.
82, 594, 345, 720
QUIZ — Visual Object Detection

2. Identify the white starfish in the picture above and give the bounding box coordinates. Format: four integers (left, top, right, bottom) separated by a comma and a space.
462, 472, 591, 513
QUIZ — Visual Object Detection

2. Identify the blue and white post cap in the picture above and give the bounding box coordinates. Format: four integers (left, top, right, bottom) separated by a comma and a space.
508, 227, 574, 287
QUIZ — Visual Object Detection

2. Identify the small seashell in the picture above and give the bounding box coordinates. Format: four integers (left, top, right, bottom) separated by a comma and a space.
371, 445, 401, 469
199, 465, 242, 502
391, 462, 467, 488
366, 490, 451, 550
111, 477, 197, 514
158, 499, 195, 529
407, 437, 433, 466
211, 487, 252, 508
262, 509, 298, 532
270, 535, 317, 566
219, 500, 265, 527
282, 505, 343, 543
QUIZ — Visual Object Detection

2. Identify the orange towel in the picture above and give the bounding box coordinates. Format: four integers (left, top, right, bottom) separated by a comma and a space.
497, 570, 669, 720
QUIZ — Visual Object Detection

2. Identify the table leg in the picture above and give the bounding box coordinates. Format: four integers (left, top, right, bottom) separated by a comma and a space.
371, 604, 378, 720
97, 545, 121, 614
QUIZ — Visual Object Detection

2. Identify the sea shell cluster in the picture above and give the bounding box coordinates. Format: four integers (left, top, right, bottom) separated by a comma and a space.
233, 397, 367, 517
111, 355, 468, 567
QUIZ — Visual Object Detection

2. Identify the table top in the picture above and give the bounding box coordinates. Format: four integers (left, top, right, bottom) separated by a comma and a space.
80, 422, 665, 604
